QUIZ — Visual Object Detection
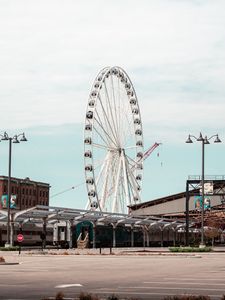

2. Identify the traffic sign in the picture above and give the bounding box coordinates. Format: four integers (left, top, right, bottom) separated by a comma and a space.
17, 234, 24, 243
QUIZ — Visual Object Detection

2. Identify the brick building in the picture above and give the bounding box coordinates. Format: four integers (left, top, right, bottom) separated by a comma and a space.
0, 176, 50, 210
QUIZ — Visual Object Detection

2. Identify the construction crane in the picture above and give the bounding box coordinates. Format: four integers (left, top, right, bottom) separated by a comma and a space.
142, 142, 161, 161
50, 142, 162, 199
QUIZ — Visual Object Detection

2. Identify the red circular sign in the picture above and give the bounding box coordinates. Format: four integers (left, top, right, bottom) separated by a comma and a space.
17, 234, 24, 243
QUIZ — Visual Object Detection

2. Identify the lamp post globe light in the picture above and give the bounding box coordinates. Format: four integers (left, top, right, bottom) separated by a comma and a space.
186, 132, 221, 247
0, 132, 28, 247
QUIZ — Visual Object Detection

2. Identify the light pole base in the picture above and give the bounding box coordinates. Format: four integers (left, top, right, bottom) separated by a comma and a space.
199, 243, 206, 249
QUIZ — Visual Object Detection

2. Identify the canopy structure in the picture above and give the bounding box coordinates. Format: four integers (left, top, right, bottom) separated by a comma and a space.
0, 205, 186, 228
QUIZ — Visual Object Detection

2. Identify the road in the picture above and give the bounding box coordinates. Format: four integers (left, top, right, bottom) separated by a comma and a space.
1, 250, 225, 300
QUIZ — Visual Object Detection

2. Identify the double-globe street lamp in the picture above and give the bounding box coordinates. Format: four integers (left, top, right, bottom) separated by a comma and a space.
0, 132, 27, 246
186, 132, 221, 247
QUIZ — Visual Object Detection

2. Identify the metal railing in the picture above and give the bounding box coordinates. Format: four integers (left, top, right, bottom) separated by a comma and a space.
188, 175, 225, 181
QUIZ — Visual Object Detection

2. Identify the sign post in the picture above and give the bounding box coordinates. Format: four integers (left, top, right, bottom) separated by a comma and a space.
17, 234, 24, 255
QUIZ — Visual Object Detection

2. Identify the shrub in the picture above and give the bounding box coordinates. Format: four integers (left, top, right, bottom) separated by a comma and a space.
163, 295, 211, 300
79, 292, 99, 300
169, 247, 212, 253
0, 256, 5, 262
0, 246, 19, 251
107, 295, 119, 300
55, 291, 64, 300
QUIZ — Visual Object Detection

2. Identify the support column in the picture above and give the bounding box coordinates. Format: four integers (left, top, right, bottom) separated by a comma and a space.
146, 226, 150, 247
42, 217, 47, 249
131, 225, 134, 247
173, 228, 176, 247
69, 220, 74, 249
66, 220, 73, 249
160, 227, 164, 247
112, 224, 116, 248
185, 180, 190, 246
10, 213, 14, 246
142, 226, 146, 247
92, 222, 96, 249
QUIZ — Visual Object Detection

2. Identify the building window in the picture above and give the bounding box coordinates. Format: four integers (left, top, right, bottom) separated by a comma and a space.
22, 188, 25, 194
3, 185, 7, 193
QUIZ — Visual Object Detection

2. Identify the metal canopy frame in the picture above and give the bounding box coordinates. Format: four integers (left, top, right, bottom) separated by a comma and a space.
0, 205, 186, 229
185, 178, 225, 245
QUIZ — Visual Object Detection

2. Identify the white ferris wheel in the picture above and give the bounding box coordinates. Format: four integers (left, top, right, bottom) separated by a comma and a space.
84, 66, 144, 214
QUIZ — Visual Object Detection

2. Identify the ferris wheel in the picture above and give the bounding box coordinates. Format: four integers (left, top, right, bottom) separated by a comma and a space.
84, 66, 144, 214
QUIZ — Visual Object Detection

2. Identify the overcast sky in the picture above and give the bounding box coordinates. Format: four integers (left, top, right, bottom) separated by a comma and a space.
0, 0, 225, 209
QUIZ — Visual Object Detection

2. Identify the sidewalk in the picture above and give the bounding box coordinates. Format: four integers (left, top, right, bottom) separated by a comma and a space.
1, 246, 225, 258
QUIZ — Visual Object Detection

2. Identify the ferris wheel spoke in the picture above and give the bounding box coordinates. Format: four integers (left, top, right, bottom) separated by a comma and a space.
97, 93, 118, 146
94, 113, 116, 147
93, 116, 117, 148
123, 116, 134, 146
98, 152, 112, 210
103, 81, 121, 146
110, 75, 120, 145
94, 153, 110, 192
124, 146, 138, 150
124, 153, 138, 168
117, 76, 121, 145
92, 143, 114, 151
94, 106, 117, 147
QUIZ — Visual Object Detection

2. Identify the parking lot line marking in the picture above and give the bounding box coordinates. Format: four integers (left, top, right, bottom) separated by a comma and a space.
117, 286, 225, 292
55, 284, 83, 288
143, 281, 225, 286
164, 277, 225, 281
95, 290, 223, 298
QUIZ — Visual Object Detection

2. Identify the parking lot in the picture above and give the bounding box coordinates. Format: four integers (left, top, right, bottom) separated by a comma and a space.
1, 249, 225, 300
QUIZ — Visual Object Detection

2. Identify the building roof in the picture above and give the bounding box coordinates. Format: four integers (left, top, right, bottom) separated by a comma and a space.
129, 190, 188, 211
130, 178, 225, 211
0, 176, 50, 187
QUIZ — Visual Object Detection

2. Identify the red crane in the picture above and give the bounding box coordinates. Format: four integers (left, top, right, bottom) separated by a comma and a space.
142, 142, 161, 161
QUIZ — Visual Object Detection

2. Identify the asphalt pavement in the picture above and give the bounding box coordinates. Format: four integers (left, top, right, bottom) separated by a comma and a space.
1, 248, 225, 300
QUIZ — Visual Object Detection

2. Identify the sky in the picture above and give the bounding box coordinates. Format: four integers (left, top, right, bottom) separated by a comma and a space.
0, 0, 225, 209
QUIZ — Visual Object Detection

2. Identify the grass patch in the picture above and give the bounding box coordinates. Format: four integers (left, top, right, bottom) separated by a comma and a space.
0, 246, 19, 251
163, 296, 211, 299
169, 247, 212, 252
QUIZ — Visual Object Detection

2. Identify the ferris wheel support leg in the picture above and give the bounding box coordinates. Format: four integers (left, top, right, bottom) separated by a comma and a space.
121, 150, 130, 208
100, 152, 111, 210
112, 157, 122, 213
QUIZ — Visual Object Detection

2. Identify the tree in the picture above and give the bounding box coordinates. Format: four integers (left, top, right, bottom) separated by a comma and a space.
205, 218, 223, 246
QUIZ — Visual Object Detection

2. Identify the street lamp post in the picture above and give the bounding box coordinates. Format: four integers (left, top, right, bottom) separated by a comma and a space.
0, 132, 27, 247
186, 133, 221, 247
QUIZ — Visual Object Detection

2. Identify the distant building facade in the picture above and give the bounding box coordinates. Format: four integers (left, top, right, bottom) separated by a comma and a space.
0, 176, 50, 210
